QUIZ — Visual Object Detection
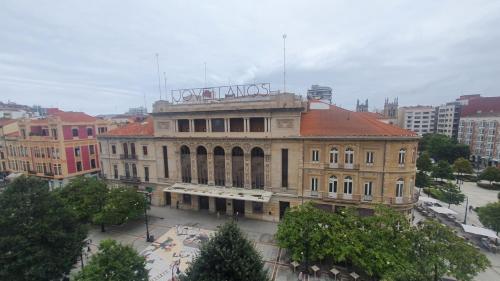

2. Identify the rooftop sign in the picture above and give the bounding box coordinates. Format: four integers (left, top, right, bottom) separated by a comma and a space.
170, 83, 272, 103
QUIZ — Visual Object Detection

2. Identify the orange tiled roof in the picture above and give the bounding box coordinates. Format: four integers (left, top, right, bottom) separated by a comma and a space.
357, 112, 385, 119
104, 118, 154, 136
50, 111, 97, 123
0, 118, 17, 127
300, 105, 417, 137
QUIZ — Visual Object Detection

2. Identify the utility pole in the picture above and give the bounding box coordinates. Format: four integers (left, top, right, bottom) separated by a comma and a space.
464, 196, 469, 224
282, 34, 287, 94
163, 72, 168, 100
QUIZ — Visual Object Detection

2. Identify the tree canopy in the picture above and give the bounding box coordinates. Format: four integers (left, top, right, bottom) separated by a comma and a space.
276, 202, 489, 281
0, 176, 87, 281
416, 152, 433, 172
477, 202, 500, 235
453, 157, 473, 175
181, 221, 269, 281
415, 171, 430, 188
74, 239, 148, 281
93, 186, 147, 229
440, 182, 466, 208
419, 134, 470, 163
431, 160, 455, 180
479, 167, 500, 184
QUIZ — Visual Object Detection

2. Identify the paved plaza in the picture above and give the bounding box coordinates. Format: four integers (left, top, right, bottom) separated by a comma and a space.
81, 184, 500, 281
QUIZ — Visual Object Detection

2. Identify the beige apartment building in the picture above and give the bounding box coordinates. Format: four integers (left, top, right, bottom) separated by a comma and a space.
98, 90, 418, 221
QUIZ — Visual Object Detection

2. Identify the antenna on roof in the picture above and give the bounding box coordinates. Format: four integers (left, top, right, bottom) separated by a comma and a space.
163, 72, 168, 100
282, 34, 287, 94
204, 62, 207, 88
143, 93, 147, 112
155, 53, 162, 100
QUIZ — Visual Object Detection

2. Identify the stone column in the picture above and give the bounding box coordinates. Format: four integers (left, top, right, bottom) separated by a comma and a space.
175, 145, 181, 182
207, 150, 215, 185
190, 146, 198, 184
225, 146, 232, 187
244, 151, 251, 189
265, 154, 271, 189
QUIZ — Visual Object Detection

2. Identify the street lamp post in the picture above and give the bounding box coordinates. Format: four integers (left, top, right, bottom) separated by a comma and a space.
143, 192, 153, 242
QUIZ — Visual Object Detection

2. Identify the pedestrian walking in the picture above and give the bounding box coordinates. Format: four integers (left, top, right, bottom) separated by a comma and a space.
298, 271, 303, 281
235, 211, 239, 221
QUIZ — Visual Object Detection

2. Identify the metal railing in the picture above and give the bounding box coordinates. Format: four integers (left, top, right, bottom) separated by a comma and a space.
119, 176, 141, 183
119, 154, 137, 160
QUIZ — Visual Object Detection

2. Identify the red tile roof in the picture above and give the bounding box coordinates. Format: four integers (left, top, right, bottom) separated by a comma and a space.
0, 118, 17, 127
461, 96, 500, 117
357, 112, 385, 119
300, 105, 417, 137
50, 111, 97, 123
105, 118, 154, 136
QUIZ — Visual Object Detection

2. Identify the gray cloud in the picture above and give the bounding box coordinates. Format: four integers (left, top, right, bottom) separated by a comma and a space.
1, 0, 500, 114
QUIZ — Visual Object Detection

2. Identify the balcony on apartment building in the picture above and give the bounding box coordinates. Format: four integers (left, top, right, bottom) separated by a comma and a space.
119, 175, 141, 183
119, 154, 137, 160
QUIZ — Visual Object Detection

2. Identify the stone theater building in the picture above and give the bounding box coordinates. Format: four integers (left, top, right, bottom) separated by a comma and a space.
98, 85, 418, 221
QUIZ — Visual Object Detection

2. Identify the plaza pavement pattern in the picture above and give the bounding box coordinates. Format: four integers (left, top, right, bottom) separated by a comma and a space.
82, 184, 500, 281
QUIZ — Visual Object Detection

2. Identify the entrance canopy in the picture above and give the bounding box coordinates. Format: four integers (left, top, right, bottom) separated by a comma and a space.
164, 183, 272, 203
461, 224, 498, 239
429, 206, 458, 215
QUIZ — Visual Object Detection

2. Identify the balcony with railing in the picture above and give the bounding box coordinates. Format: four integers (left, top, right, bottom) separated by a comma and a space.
120, 154, 137, 160
119, 175, 141, 183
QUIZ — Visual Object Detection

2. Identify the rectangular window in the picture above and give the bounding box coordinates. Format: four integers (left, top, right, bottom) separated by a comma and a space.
51, 128, 57, 139
194, 119, 207, 132
131, 164, 137, 177
142, 145, 148, 156
178, 119, 190, 132
89, 145, 95, 155
281, 149, 288, 188
211, 118, 225, 132
249, 117, 265, 132
99, 143, 102, 153
90, 159, 96, 169
364, 182, 373, 196
130, 143, 136, 156
252, 202, 263, 214
74, 147, 81, 157
229, 118, 244, 132
312, 149, 320, 162
162, 146, 169, 178
144, 166, 149, 182
111, 145, 116, 154
72, 128, 79, 137
183, 194, 191, 204
311, 177, 318, 191
113, 165, 118, 179
76, 161, 82, 172
366, 151, 374, 164
87, 127, 93, 136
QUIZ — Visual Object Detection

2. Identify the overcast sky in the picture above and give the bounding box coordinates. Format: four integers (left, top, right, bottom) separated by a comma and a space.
1, 0, 500, 115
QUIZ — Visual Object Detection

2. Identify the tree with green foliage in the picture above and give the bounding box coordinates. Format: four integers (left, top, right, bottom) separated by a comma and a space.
419, 134, 470, 163
477, 202, 500, 236
74, 239, 148, 281
415, 171, 430, 188
479, 166, 500, 184
93, 186, 146, 230
416, 152, 433, 172
440, 182, 466, 208
0, 176, 87, 281
57, 176, 109, 231
453, 157, 473, 177
431, 160, 454, 180
386, 220, 490, 281
181, 222, 269, 281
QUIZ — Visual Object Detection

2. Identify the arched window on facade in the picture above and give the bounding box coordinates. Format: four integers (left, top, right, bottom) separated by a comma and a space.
396, 178, 404, 197
328, 176, 338, 197
232, 147, 244, 187
213, 146, 225, 186
251, 147, 265, 189
343, 176, 353, 195
180, 145, 191, 183
196, 146, 208, 184
398, 149, 406, 165
345, 148, 354, 167
329, 148, 339, 167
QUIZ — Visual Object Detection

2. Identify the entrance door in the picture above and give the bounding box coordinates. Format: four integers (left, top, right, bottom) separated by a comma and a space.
233, 199, 245, 215
199, 196, 209, 210
279, 201, 290, 220
165, 192, 171, 206
215, 198, 226, 213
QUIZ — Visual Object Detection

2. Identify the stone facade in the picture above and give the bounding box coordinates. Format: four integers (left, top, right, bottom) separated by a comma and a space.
98, 93, 419, 222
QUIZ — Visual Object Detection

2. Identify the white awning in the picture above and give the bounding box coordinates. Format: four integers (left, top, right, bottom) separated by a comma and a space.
163, 183, 273, 203
429, 206, 458, 215
419, 197, 439, 204
461, 224, 498, 239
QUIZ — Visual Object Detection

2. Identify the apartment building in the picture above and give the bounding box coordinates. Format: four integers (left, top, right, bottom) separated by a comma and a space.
397, 106, 436, 135
436, 101, 461, 139
458, 96, 500, 166
98, 89, 418, 222
2, 109, 113, 187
